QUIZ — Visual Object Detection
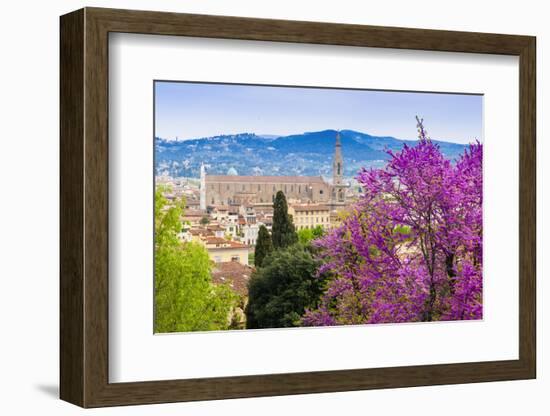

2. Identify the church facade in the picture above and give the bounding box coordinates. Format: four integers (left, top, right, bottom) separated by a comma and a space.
200, 131, 346, 209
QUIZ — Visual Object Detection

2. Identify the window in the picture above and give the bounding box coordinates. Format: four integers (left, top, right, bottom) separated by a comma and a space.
320, 189, 324, 194
242, 184, 245, 191
258, 184, 261, 191
231, 256, 240, 262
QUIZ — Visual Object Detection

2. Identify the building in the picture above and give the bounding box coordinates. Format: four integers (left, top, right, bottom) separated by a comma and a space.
332, 131, 347, 205
200, 131, 347, 208
203, 175, 331, 206
239, 204, 257, 224
211, 262, 254, 297
211, 261, 254, 328
289, 204, 331, 230
199, 163, 207, 210
203, 237, 250, 265
181, 209, 207, 227
241, 223, 259, 246
206, 224, 225, 238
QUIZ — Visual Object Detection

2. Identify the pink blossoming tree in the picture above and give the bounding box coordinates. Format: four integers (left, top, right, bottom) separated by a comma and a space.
303, 118, 483, 326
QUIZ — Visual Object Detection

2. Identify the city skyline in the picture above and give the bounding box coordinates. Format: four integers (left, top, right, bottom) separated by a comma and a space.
155, 81, 483, 145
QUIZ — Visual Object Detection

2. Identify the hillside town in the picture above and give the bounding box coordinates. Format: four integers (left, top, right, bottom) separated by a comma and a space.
153, 80, 483, 334
156, 132, 357, 295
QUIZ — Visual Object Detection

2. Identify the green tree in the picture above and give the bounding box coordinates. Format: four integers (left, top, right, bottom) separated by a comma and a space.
312, 225, 325, 239
271, 191, 298, 249
297, 225, 325, 244
297, 228, 313, 244
200, 215, 210, 225
154, 188, 236, 333
254, 225, 273, 267
245, 244, 326, 329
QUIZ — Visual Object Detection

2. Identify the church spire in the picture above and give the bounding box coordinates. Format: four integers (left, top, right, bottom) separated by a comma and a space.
332, 131, 343, 187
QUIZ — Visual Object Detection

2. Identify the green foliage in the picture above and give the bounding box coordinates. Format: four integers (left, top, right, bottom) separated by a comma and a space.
393, 224, 411, 236
245, 244, 326, 329
254, 225, 273, 267
271, 191, 298, 249
297, 225, 325, 244
200, 216, 210, 225
154, 188, 236, 333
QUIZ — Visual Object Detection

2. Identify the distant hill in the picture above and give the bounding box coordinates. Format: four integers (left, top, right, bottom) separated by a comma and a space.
155, 129, 469, 178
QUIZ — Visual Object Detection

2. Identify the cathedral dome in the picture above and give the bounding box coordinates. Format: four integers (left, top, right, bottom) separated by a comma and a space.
227, 167, 239, 176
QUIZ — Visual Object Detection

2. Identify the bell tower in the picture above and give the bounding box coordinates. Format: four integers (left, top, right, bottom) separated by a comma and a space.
332, 131, 343, 187
331, 131, 346, 203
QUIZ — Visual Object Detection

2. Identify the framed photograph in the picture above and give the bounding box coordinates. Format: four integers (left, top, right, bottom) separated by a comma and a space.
60, 7, 536, 408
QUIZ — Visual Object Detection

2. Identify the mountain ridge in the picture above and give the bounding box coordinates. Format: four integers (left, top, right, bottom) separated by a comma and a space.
155, 129, 470, 178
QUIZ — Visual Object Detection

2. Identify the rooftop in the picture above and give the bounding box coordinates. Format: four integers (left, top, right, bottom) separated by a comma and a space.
291, 204, 330, 212
211, 262, 254, 297
204, 237, 248, 249
207, 225, 225, 232
206, 175, 326, 184
189, 228, 213, 236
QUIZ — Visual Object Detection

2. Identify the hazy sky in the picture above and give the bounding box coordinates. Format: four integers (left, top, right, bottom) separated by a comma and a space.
154, 81, 483, 144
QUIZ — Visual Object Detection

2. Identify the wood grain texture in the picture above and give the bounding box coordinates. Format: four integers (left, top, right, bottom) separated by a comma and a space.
59, 8, 84, 407
518, 38, 537, 376
59, 7, 537, 408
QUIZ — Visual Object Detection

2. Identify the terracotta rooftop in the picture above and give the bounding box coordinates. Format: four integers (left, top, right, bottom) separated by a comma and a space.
189, 228, 213, 236
204, 237, 228, 245
211, 262, 254, 297
206, 175, 326, 184
230, 241, 248, 248
204, 237, 248, 249
291, 204, 330, 212
183, 213, 206, 219
207, 225, 225, 231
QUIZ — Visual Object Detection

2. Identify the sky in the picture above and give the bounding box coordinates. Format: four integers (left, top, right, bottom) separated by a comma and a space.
154, 81, 483, 144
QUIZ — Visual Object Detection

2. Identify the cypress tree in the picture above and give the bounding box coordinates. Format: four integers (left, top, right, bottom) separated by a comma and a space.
254, 224, 273, 267
271, 191, 298, 249
245, 243, 326, 329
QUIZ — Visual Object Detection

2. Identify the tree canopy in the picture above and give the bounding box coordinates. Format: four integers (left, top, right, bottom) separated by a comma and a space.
303, 120, 483, 326
297, 225, 325, 244
271, 191, 298, 249
154, 188, 236, 332
254, 224, 273, 267
246, 243, 327, 329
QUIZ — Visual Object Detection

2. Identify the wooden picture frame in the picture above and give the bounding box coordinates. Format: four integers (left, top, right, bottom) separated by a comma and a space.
60, 7, 536, 408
